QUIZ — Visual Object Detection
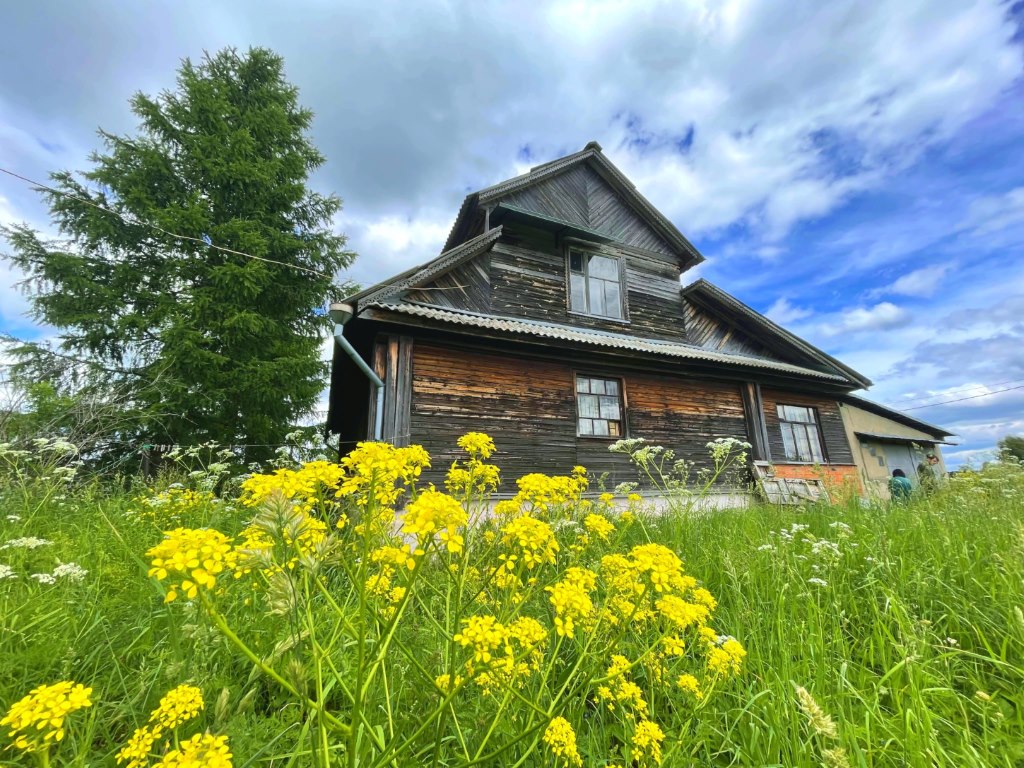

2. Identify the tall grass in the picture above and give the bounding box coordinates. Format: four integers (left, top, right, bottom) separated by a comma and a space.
0, 443, 1021, 766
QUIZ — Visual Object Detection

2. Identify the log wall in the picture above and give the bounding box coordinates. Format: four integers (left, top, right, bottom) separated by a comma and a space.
409, 341, 751, 489
760, 388, 854, 465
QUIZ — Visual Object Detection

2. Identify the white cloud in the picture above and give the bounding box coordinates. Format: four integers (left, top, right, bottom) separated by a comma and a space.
765, 297, 813, 325
869, 264, 953, 299
820, 302, 912, 336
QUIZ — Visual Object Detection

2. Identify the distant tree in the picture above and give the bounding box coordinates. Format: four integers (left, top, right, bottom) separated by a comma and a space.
998, 435, 1024, 463
2, 47, 354, 462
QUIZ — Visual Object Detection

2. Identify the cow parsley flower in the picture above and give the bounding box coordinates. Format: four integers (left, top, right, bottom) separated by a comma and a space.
31, 573, 56, 585
808, 577, 829, 588
0, 564, 15, 580
52, 562, 88, 582
1, 537, 52, 550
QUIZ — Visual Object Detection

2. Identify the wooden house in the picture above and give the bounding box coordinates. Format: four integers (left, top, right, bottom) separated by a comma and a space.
326, 141, 948, 497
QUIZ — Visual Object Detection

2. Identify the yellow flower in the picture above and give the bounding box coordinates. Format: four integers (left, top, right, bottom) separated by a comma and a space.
116, 725, 163, 767
596, 655, 648, 715
153, 732, 232, 768
706, 635, 746, 676
235, 510, 328, 576
543, 716, 582, 767
599, 492, 614, 503
661, 635, 685, 657
1, 680, 93, 753
546, 575, 594, 638
632, 719, 665, 764
584, 513, 615, 541
627, 493, 643, 503
434, 673, 464, 694
150, 684, 204, 729
400, 488, 468, 553
370, 545, 417, 571
676, 674, 703, 699
629, 544, 693, 594
336, 442, 430, 508
240, 461, 345, 513
147, 527, 238, 602
501, 516, 559, 568
457, 432, 496, 459
453, 615, 510, 664
655, 594, 710, 631
445, 459, 501, 495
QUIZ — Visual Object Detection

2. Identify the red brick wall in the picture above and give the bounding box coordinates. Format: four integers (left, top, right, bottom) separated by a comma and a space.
771, 463, 862, 499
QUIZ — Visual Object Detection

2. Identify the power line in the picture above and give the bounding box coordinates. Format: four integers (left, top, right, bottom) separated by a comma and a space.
885, 377, 1024, 408
0, 166, 338, 280
901, 384, 1024, 411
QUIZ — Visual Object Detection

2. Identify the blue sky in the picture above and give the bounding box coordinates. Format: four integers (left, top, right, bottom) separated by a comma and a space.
2, 0, 1023, 466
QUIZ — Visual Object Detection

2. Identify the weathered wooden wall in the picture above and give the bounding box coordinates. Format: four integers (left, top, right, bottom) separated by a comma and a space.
409, 341, 751, 489
501, 164, 676, 256
405, 255, 491, 312
760, 388, 854, 464
681, 299, 784, 360
490, 223, 689, 342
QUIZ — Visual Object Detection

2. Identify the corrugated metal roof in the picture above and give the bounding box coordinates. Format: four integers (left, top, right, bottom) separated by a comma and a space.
854, 431, 956, 445
363, 300, 849, 381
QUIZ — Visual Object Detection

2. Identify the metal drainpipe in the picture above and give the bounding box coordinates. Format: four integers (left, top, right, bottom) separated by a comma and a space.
330, 303, 384, 441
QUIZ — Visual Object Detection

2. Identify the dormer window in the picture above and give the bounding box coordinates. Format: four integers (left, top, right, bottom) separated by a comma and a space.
568, 250, 624, 319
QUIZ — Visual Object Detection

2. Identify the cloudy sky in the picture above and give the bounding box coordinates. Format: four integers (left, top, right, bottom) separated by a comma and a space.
2, 0, 1023, 466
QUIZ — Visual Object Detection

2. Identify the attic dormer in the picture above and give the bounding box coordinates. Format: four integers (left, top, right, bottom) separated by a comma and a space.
443, 141, 705, 276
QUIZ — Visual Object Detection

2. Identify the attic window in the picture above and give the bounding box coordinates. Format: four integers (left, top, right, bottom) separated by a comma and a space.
568, 250, 624, 319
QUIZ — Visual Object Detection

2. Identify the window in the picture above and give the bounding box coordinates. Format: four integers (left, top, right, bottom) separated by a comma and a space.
569, 250, 623, 319
576, 376, 624, 437
777, 405, 825, 463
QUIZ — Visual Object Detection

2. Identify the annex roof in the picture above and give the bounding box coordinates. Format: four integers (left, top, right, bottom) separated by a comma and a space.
681, 278, 873, 388
442, 141, 704, 269
360, 299, 851, 382
842, 393, 955, 439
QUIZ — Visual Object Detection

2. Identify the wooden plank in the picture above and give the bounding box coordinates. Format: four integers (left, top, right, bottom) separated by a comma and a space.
760, 388, 854, 464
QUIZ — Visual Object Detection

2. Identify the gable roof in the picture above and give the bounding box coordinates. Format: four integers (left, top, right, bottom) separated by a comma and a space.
343, 227, 503, 308
840, 393, 955, 439
443, 141, 704, 270
681, 279, 873, 388
360, 299, 852, 382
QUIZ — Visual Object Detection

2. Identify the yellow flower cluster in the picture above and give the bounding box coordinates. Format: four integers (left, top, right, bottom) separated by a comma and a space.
457, 432, 496, 459
240, 460, 345, 513
337, 442, 430, 508
235, 510, 328, 574
632, 719, 665, 764
500, 515, 559, 569
400, 488, 468, 553
445, 461, 501, 496
511, 468, 588, 513
133, 489, 216, 525
116, 684, 223, 768
453, 614, 508, 664
146, 528, 238, 602
543, 716, 583, 767
583, 513, 615, 541
1, 680, 92, 753
153, 733, 232, 768
597, 655, 649, 716
149, 684, 204, 729
704, 631, 747, 677
546, 568, 596, 638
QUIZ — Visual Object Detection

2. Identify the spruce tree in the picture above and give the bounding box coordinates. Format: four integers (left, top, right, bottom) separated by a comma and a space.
3, 47, 353, 461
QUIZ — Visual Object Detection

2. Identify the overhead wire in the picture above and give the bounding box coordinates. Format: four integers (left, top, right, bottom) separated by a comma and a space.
884, 377, 1024, 408
900, 384, 1024, 411
0, 166, 338, 280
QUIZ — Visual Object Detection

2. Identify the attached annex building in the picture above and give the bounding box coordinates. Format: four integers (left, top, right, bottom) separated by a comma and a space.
326, 141, 950, 497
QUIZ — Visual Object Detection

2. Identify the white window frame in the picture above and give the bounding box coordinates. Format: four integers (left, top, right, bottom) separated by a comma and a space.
567, 248, 626, 320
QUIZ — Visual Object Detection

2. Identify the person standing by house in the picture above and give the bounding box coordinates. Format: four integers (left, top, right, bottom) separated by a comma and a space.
889, 468, 913, 502
916, 452, 941, 494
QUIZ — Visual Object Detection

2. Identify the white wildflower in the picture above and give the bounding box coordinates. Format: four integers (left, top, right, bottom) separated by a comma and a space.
5, 515, 21, 522
31, 573, 57, 585
613, 481, 639, 494
52, 562, 89, 582
945, 637, 958, 646
807, 577, 829, 587
757, 544, 773, 551
0, 564, 15, 580
1, 537, 53, 550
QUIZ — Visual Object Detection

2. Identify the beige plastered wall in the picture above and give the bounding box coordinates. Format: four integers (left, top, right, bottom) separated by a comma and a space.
838, 403, 947, 500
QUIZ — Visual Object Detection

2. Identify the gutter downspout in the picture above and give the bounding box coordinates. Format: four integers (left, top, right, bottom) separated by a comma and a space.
330, 302, 384, 441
